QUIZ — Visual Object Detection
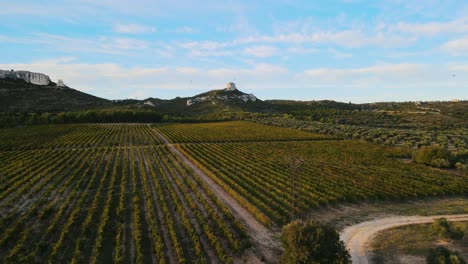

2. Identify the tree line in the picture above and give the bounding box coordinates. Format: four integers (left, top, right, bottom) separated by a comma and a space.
0, 110, 164, 127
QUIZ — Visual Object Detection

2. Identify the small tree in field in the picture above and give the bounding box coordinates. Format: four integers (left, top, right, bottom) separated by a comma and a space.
281, 219, 351, 264
413, 145, 451, 168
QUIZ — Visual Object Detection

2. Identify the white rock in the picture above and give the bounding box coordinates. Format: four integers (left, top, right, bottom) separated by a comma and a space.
225, 82, 237, 91
144, 101, 155, 107
56, 79, 67, 87
0, 69, 51, 85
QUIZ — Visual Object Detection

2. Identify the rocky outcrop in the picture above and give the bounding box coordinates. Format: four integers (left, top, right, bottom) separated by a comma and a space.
225, 82, 237, 91
143, 100, 156, 107
0, 69, 51, 85
186, 93, 257, 106
56, 79, 67, 87
187, 82, 257, 106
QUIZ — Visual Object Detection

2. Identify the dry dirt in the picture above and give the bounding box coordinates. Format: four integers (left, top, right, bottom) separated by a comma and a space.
340, 214, 468, 264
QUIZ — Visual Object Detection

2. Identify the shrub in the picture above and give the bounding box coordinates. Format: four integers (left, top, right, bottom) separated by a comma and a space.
426, 246, 466, 264
455, 162, 467, 171
281, 219, 351, 264
413, 145, 451, 168
431, 218, 466, 240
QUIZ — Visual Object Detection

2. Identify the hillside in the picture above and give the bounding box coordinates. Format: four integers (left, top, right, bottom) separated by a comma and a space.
0, 78, 112, 112
141, 84, 275, 117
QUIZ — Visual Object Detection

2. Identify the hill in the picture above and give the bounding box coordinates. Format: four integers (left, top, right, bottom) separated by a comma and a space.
0, 78, 112, 112
140, 82, 275, 117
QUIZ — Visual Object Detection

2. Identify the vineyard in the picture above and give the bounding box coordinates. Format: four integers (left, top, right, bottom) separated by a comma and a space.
158, 123, 468, 226
155, 121, 331, 143
0, 123, 164, 150
2, 121, 467, 263
0, 124, 249, 263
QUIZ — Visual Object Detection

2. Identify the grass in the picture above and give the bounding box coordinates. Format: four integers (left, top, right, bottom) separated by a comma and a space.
309, 197, 468, 230
370, 221, 468, 264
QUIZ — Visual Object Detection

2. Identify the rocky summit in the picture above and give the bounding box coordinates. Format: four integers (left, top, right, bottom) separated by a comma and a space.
0, 69, 51, 86
186, 82, 257, 106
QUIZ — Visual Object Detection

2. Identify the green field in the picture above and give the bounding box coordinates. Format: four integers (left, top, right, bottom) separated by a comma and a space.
177, 141, 467, 225
0, 124, 248, 263
0, 123, 164, 150
1, 121, 467, 262
156, 121, 331, 143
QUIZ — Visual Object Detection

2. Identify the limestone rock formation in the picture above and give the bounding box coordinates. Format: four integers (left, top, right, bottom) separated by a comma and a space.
225, 82, 237, 91
56, 79, 67, 87
0, 69, 51, 85
143, 100, 156, 107
186, 82, 257, 106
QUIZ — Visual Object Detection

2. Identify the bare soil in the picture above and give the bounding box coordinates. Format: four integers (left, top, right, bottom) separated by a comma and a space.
340, 214, 468, 264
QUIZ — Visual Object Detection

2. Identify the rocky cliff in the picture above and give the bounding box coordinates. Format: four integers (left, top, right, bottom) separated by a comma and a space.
0, 69, 51, 85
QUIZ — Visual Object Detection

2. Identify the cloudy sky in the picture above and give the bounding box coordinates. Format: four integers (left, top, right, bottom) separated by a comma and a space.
0, 0, 467, 102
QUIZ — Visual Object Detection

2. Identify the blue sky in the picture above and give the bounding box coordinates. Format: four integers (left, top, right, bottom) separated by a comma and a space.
0, 0, 467, 102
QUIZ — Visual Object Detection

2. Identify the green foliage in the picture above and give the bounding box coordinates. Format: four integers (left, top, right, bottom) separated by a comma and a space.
413, 145, 452, 168
251, 116, 468, 155
455, 162, 467, 171
0, 109, 163, 127
156, 121, 331, 143
431, 218, 465, 240
281, 220, 350, 264
0, 124, 249, 262
179, 138, 468, 225
426, 246, 466, 264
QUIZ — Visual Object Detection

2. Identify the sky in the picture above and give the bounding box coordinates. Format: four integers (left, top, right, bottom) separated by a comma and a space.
0, 0, 467, 103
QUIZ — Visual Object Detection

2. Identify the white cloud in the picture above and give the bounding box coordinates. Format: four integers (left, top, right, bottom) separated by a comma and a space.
113, 23, 156, 34
393, 18, 468, 36
441, 36, 468, 55
299, 63, 466, 89
243, 45, 278, 58
1, 59, 465, 102
0, 59, 290, 99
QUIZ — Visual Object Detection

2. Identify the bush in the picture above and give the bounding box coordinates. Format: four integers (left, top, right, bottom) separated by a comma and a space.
455, 162, 467, 171
281, 219, 351, 264
431, 218, 466, 240
413, 145, 451, 168
426, 246, 466, 264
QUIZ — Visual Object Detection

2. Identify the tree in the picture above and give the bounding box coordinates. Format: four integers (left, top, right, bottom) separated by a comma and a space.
426, 246, 466, 264
413, 145, 452, 168
281, 219, 351, 264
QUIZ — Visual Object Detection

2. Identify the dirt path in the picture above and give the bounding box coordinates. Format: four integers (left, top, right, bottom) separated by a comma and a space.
152, 128, 280, 263
340, 214, 468, 264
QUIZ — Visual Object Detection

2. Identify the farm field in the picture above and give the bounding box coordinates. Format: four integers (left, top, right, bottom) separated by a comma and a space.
0, 124, 248, 263
0, 123, 164, 150
155, 121, 331, 143
165, 130, 468, 226
1, 121, 467, 263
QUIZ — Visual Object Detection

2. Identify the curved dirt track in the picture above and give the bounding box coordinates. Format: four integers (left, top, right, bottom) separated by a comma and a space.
153, 128, 280, 263
340, 214, 468, 264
